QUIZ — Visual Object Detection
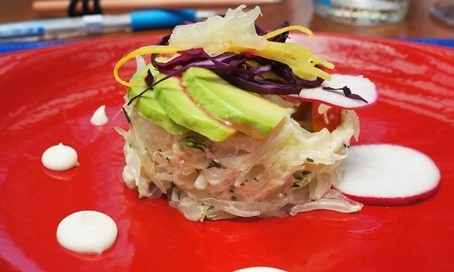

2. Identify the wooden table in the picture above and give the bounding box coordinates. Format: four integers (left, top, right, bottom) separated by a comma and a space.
0, 0, 453, 39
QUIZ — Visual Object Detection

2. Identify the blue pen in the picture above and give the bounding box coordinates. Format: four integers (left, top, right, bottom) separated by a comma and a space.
0, 9, 216, 41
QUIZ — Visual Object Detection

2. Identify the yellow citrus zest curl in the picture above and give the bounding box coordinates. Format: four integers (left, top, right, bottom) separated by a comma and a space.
114, 45, 186, 87
264, 25, 314, 40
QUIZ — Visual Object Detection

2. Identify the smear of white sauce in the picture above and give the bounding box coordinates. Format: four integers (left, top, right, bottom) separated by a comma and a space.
56, 210, 118, 254
41, 143, 78, 171
234, 267, 287, 272
90, 105, 109, 126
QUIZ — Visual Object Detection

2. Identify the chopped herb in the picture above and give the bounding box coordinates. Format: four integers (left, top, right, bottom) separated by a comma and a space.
253, 177, 259, 182
292, 179, 309, 188
207, 160, 223, 169
203, 204, 217, 220
179, 137, 207, 152
292, 170, 312, 188
306, 157, 314, 162
293, 170, 312, 180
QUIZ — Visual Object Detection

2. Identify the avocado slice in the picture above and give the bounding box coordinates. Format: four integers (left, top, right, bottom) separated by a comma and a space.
127, 65, 189, 135
153, 72, 237, 142
182, 67, 289, 138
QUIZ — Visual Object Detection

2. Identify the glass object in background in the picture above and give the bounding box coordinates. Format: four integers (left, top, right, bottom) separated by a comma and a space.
313, 0, 410, 25
429, 1, 454, 27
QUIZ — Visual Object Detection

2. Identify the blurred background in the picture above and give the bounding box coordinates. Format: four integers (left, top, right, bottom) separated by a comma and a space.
0, 0, 453, 43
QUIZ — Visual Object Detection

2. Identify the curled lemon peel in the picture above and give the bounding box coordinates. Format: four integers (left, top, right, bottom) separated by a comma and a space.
257, 45, 332, 80
114, 45, 186, 87
264, 25, 314, 40
260, 25, 334, 80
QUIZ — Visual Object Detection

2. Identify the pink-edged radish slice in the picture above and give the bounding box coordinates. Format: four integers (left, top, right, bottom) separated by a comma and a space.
335, 144, 441, 206
288, 74, 379, 109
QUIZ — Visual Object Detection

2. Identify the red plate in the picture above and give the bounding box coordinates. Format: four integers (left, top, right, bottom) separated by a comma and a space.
1, 33, 453, 272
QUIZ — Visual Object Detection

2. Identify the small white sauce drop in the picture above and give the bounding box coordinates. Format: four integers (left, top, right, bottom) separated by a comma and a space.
234, 267, 287, 272
56, 210, 118, 254
41, 143, 78, 171
90, 105, 109, 126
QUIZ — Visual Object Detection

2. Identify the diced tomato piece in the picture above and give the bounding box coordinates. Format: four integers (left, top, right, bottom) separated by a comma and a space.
292, 102, 342, 132
311, 102, 342, 132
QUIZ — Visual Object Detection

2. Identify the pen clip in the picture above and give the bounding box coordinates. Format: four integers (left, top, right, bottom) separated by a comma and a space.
68, 0, 102, 17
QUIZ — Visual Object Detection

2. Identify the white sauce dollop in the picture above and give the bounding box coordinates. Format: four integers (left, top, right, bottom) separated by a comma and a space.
56, 210, 118, 254
234, 267, 287, 272
90, 105, 109, 126
41, 143, 78, 171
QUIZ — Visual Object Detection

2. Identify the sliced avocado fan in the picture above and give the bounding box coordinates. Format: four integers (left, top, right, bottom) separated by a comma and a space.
182, 67, 289, 138
127, 65, 189, 135
127, 66, 289, 141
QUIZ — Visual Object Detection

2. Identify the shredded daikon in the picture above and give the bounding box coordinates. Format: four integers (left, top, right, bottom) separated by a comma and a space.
169, 5, 266, 55
120, 101, 361, 221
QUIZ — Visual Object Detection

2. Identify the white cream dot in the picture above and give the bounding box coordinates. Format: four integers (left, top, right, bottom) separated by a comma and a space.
90, 105, 109, 126
56, 210, 118, 254
41, 143, 78, 171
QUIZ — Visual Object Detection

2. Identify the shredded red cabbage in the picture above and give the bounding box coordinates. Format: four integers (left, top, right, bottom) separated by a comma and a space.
139, 21, 367, 103
150, 23, 324, 95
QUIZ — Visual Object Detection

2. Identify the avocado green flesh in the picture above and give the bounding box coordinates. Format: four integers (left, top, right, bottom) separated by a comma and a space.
154, 75, 237, 142
182, 67, 289, 138
127, 66, 189, 135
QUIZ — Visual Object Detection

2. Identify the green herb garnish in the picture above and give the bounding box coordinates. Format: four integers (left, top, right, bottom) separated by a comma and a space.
179, 137, 207, 152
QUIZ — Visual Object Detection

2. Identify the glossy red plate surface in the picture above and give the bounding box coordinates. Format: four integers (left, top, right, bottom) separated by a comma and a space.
1, 33, 453, 272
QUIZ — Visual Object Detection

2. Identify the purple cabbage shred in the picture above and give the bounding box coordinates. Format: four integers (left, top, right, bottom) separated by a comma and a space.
138, 21, 367, 103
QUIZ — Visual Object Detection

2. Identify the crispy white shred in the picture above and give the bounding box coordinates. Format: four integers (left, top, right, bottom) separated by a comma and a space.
168, 5, 267, 56
119, 99, 362, 221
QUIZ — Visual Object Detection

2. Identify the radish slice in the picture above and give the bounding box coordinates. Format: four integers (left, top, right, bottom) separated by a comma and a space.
335, 144, 441, 206
290, 74, 378, 109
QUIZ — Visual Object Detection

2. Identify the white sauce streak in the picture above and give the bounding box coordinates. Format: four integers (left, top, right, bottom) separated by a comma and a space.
41, 143, 78, 171
56, 210, 118, 254
90, 105, 109, 126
